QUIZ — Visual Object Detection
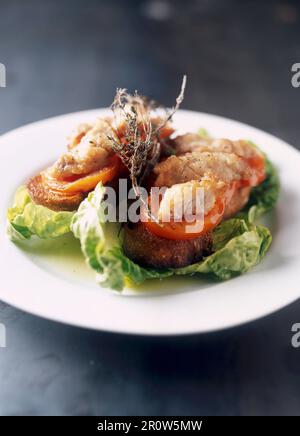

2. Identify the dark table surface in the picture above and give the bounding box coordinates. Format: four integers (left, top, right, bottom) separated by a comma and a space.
1, 0, 300, 416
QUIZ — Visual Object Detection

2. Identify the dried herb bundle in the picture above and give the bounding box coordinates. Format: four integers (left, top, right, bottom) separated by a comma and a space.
108, 76, 186, 195
108, 89, 155, 197
107, 76, 187, 219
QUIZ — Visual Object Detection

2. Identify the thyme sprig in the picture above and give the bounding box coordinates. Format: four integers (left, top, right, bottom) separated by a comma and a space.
153, 74, 187, 135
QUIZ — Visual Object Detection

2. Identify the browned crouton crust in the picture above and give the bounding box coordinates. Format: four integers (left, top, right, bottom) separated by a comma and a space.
123, 222, 213, 269
27, 174, 84, 212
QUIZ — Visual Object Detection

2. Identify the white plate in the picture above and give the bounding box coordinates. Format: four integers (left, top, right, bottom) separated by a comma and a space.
0, 109, 299, 335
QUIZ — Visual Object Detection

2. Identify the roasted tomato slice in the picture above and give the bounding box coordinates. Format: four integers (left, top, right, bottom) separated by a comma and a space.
141, 196, 225, 241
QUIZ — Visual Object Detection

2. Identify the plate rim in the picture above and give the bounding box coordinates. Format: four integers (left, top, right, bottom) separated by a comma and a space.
1, 108, 300, 336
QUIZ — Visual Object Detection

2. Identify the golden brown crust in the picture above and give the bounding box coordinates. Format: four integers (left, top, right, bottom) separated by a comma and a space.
123, 222, 213, 269
154, 152, 252, 188
27, 174, 85, 211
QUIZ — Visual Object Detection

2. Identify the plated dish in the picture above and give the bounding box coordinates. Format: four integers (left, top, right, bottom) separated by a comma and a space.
7, 84, 279, 292
1, 107, 300, 334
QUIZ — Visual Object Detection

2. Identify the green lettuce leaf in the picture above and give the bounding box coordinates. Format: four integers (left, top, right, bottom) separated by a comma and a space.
7, 186, 74, 241
175, 220, 271, 280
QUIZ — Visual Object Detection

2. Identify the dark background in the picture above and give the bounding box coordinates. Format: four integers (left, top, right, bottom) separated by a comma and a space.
1, 0, 300, 416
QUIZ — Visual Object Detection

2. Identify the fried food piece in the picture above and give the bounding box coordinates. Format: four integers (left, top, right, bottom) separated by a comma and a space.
153, 150, 264, 218
123, 222, 213, 269
173, 133, 213, 154
157, 177, 226, 222
154, 152, 252, 187
49, 118, 115, 180
174, 135, 263, 160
